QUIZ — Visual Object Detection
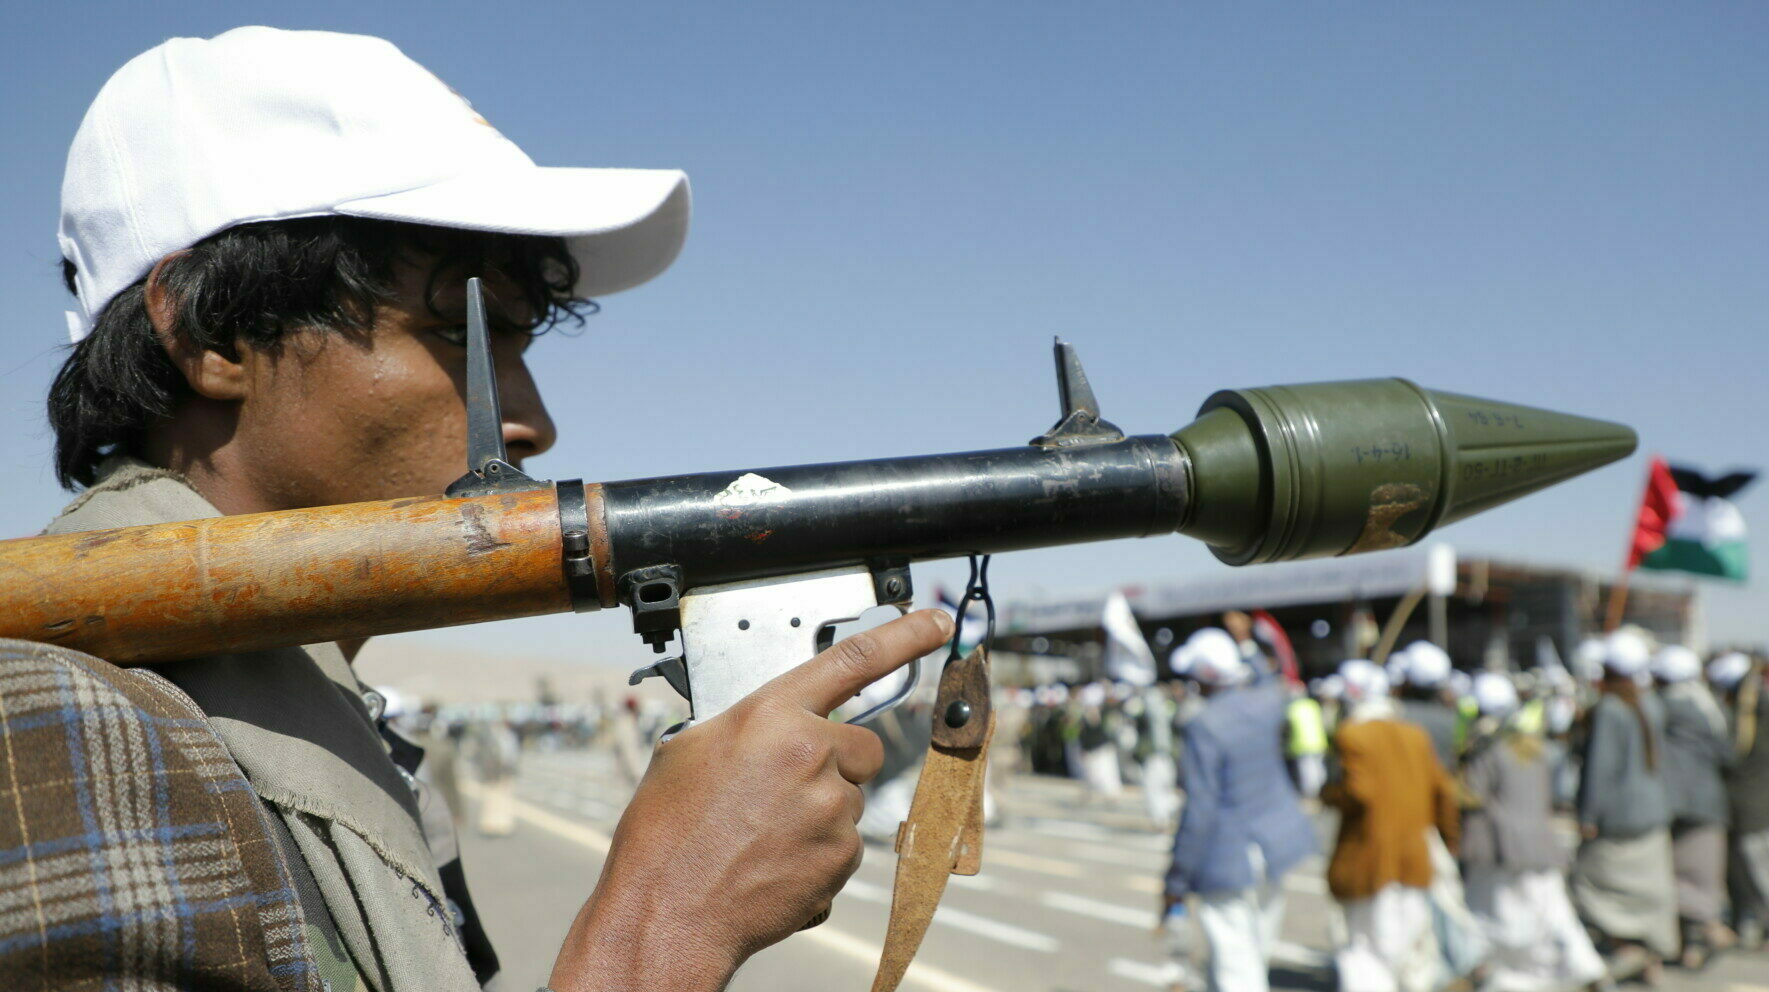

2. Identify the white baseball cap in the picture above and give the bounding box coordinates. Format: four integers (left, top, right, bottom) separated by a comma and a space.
59, 26, 690, 342
1175, 628, 1248, 687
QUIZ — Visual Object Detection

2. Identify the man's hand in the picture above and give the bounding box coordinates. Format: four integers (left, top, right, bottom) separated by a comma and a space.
548, 608, 954, 992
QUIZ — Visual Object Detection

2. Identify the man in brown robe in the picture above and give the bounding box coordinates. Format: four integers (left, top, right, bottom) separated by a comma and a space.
1324, 660, 1461, 992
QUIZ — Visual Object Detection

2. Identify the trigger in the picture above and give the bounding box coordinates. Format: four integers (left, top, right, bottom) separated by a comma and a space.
629, 656, 692, 703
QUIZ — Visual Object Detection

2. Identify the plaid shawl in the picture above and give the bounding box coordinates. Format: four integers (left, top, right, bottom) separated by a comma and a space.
35, 459, 493, 992
0, 638, 323, 992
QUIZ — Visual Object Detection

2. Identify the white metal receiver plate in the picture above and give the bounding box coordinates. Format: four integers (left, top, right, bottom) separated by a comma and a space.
679, 566, 883, 721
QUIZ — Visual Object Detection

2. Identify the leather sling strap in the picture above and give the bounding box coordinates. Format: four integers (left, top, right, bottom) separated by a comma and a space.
869, 648, 993, 992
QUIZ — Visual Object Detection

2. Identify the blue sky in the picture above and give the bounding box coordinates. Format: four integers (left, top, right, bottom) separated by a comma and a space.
2, 2, 1764, 666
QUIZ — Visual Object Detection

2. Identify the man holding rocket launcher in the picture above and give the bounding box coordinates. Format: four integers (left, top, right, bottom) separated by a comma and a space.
0, 26, 1633, 992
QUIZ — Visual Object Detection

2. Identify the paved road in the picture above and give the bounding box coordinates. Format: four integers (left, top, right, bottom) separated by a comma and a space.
459, 749, 1767, 992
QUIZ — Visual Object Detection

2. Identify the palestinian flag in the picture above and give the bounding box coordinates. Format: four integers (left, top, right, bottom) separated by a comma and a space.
1628, 457, 1754, 581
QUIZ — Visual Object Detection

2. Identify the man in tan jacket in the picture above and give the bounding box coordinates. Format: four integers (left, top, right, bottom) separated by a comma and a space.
1323, 660, 1461, 992
7, 27, 953, 992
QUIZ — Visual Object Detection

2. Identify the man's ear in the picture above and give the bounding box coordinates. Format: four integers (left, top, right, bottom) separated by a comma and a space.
145, 252, 249, 402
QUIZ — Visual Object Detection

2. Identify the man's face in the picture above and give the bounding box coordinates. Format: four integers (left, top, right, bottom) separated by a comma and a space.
226, 258, 558, 509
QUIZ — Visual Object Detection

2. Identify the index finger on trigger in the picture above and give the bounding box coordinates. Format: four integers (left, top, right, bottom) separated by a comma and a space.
765, 609, 953, 717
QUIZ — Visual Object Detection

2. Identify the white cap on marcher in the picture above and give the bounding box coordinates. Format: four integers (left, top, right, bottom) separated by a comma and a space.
1601, 629, 1653, 677
59, 26, 691, 342
1471, 672, 1519, 718
1337, 659, 1390, 703
1398, 641, 1452, 689
1175, 628, 1248, 687
1166, 644, 1192, 678
1708, 652, 1752, 691
1572, 637, 1608, 683
1651, 645, 1701, 684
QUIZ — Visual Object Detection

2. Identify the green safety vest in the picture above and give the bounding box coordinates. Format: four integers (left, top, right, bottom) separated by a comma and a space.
1286, 697, 1329, 756
1513, 697, 1546, 736
1454, 694, 1479, 752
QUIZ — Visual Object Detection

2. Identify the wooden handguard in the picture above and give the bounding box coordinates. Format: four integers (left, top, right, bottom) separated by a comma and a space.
0, 488, 578, 664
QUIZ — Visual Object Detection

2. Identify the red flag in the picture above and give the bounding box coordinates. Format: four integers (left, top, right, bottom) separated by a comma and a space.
1626, 456, 1683, 569
1250, 609, 1301, 687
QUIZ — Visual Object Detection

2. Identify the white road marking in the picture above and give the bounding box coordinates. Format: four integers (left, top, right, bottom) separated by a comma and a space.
984, 847, 1087, 878
840, 879, 893, 900
934, 862, 1161, 899
930, 905, 1060, 953
799, 925, 1005, 992
1040, 891, 1156, 929
948, 873, 997, 891
842, 880, 1059, 953
1119, 874, 1162, 895
1108, 956, 1180, 987
1113, 940, 1327, 977
1020, 817, 1167, 850
1034, 835, 1324, 896
465, 781, 613, 854
1059, 841, 1166, 869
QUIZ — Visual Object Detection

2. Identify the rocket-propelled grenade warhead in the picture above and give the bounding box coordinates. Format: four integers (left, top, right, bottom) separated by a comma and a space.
1171, 378, 1639, 564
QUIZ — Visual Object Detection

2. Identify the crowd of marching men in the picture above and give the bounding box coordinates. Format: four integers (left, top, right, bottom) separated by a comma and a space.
1001, 626, 1767, 991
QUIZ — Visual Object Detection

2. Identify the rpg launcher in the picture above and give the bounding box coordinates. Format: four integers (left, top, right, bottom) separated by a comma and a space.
0, 279, 1635, 988
0, 289, 1636, 714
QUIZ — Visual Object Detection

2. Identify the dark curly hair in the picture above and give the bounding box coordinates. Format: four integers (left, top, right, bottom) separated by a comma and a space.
49, 217, 592, 489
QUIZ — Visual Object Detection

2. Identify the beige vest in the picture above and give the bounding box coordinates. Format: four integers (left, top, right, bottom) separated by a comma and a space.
47, 459, 484, 992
